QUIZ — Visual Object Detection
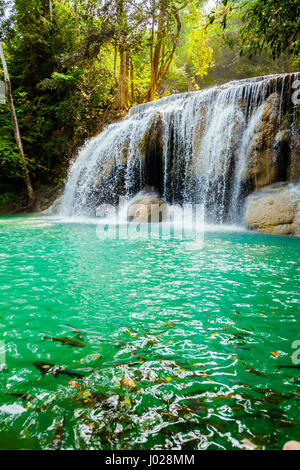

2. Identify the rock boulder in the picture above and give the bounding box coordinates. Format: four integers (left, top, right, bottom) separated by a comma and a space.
245, 182, 300, 235
127, 189, 168, 223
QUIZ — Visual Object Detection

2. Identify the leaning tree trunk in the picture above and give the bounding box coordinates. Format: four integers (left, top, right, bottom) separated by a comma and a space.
0, 42, 37, 210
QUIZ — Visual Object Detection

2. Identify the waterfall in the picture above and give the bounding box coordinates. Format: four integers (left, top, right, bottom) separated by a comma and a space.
59, 72, 299, 223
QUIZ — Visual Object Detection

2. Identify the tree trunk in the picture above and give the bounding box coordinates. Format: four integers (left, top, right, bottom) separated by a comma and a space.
115, 0, 129, 111
147, 6, 165, 102
130, 57, 135, 104
0, 42, 37, 210
117, 48, 129, 110
145, 3, 182, 102
49, 0, 53, 21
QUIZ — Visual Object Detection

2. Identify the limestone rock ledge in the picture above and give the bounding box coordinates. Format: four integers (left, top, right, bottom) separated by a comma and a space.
127, 188, 168, 223
245, 181, 300, 235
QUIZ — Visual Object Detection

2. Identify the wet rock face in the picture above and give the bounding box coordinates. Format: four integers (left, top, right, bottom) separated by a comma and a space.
127, 189, 168, 223
245, 93, 300, 191
245, 182, 300, 235
289, 116, 300, 181
246, 93, 281, 187
140, 113, 165, 196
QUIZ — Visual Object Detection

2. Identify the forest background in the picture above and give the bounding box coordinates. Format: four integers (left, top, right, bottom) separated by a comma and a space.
0, 0, 299, 210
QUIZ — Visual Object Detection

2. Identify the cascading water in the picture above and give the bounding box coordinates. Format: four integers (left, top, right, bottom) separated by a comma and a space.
59, 72, 299, 223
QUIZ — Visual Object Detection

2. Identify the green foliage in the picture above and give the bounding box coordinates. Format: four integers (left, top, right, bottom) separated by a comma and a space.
210, 0, 300, 59
0, 191, 17, 209
200, 0, 300, 87
240, 0, 300, 58
0, 0, 116, 187
0, 96, 23, 179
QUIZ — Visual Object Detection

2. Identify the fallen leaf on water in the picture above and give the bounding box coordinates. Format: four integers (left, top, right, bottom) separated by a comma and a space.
210, 332, 219, 337
68, 380, 79, 388
82, 392, 92, 397
271, 352, 280, 357
178, 369, 185, 373
223, 326, 229, 329
121, 377, 135, 388
231, 356, 237, 361
90, 354, 98, 359
168, 322, 173, 328
42, 365, 50, 369
258, 313, 266, 316
166, 377, 172, 382
124, 397, 131, 405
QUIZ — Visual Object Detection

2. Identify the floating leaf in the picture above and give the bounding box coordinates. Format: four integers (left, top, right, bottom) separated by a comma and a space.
271, 351, 280, 357
121, 377, 135, 388
166, 377, 172, 382
168, 322, 173, 328
68, 380, 79, 388
90, 354, 98, 359
124, 397, 131, 405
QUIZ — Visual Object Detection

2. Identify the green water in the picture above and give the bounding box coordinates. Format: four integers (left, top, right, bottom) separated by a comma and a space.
0, 215, 299, 450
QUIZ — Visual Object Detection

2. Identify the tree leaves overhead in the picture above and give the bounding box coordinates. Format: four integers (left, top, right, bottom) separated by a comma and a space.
211, 0, 300, 59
